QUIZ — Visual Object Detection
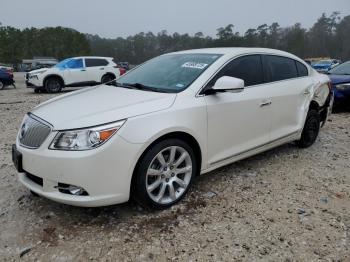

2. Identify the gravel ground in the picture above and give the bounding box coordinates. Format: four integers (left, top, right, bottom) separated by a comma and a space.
0, 73, 349, 261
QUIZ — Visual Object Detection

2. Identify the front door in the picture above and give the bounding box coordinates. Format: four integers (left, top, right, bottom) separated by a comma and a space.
204, 55, 272, 166
64, 58, 87, 85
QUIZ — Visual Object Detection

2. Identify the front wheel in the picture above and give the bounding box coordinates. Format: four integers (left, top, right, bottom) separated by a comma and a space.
132, 139, 197, 209
0, 80, 4, 90
45, 77, 63, 93
296, 109, 320, 148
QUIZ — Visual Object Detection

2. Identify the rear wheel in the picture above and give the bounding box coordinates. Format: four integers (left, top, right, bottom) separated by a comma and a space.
0, 80, 4, 90
132, 139, 197, 209
296, 109, 320, 148
101, 74, 115, 84
45, 77, 63, 93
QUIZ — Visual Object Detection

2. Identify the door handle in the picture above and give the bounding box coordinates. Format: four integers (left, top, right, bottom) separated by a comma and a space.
100, 68, 104, 70
260, 101, 272, 107
81, 69, 86, 72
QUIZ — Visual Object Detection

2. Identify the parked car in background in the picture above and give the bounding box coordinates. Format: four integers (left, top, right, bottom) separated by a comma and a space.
327, 60, 350, 109
26, 56, 123, 93
313, 59, 340, 73
117, 62, 130, 71
13, 48, 333, 209
0, 68, 15, 90
21, 57, 58, 72
0, 64, 14, 73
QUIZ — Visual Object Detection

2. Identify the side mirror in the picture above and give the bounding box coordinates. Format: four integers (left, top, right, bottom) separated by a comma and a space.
213, 76, 244, 92
204, 76, 244, 95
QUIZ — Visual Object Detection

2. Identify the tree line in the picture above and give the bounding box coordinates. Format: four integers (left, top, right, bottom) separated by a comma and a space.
0, 12, 349, 65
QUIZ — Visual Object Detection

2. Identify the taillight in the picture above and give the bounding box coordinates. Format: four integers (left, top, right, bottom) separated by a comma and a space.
327, 82, 332, 91
6, 70, 13, 78
119, 67, 126, 76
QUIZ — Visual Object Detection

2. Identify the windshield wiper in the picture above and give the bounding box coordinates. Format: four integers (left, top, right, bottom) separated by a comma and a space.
120, 82, 168, 93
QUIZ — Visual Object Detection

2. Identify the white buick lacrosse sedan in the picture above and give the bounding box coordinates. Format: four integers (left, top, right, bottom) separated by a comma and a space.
13, 48, 333, 209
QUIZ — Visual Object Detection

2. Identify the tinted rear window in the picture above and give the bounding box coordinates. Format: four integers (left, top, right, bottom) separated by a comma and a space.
265, 55, 298, 82
85, 58, 109, 67
296, 61, 308, 77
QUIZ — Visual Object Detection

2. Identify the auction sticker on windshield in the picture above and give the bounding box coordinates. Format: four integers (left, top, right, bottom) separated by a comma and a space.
182, 62, 208, 70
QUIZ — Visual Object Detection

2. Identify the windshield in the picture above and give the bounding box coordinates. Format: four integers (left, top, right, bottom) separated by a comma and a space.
115, 53, 222, 93
328, 61, 350, 75
54, 59, 71, 68
317, 60, 332, 65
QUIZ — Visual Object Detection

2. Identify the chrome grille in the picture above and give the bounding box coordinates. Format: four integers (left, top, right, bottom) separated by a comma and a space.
19, 114, 52, 149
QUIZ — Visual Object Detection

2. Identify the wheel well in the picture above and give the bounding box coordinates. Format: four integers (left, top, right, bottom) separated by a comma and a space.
102, 73, 116, 81
130, 131, 202, 195
309, 100, 328, 123
44, 75, 64, 86
309, 100, 320, 111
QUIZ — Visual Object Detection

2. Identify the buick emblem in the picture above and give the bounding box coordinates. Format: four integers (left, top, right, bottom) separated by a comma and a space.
19, 123, 28, 139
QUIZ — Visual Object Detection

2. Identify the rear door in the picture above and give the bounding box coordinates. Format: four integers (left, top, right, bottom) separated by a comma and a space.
262, 55, 312, 140
85, 58, 109, 82
204, 54, 272, 166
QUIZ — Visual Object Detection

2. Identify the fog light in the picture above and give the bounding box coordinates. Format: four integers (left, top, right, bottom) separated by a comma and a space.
68, 185, 84, 195
56, 183, 89, 196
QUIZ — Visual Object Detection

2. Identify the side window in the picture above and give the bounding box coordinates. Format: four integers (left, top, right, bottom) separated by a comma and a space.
66, 59, 83, 69
296, 61, 308, 77
265, 55, 298, 82
85, 59, 108, 67
207, 55, 264, 88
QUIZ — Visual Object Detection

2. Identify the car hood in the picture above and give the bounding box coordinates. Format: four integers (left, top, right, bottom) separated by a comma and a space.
29, 68, 51, 74
328, 74, 350, 85
31, 85, 176, 130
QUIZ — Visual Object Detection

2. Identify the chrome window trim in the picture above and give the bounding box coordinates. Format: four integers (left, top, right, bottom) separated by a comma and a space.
195, 52, 310, 97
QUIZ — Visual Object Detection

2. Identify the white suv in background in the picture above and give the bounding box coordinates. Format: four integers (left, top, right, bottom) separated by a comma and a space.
26, 56, 123, 93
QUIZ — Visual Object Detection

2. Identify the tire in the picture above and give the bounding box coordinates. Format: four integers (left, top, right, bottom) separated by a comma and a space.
34, 87, 43, 93
0, 80, 4, 90
101, 74, 115, 84
132, 139, 197, 210
296, 109, 321, 148
44, 77, 63, 93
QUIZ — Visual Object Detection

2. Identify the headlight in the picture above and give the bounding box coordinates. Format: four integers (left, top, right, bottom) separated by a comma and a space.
29, 75, 39, 80
335, 83, 350, 90
49, 120, 126, 151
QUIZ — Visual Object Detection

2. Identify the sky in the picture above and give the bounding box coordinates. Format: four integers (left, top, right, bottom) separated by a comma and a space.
1, 0, 349, 38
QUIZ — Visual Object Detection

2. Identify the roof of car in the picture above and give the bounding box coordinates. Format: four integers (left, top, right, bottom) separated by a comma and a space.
73, 56, 113, 60
171, 47, 302, 61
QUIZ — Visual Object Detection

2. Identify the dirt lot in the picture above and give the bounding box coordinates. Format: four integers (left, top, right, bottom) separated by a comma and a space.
0, 73, 349, 261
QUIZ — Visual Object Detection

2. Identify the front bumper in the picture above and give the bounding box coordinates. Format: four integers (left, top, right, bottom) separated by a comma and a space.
26, 80, 42, 88
15, 132, 143, 207
25, 74, 43, 88
333, 88, 350, 108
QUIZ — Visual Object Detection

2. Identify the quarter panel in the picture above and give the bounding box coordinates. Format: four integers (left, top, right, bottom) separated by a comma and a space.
118, 94, 208, 170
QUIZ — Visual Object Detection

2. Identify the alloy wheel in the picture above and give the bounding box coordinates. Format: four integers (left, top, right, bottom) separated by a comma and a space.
146, 146, 192, 205
46, 79, 61, 93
